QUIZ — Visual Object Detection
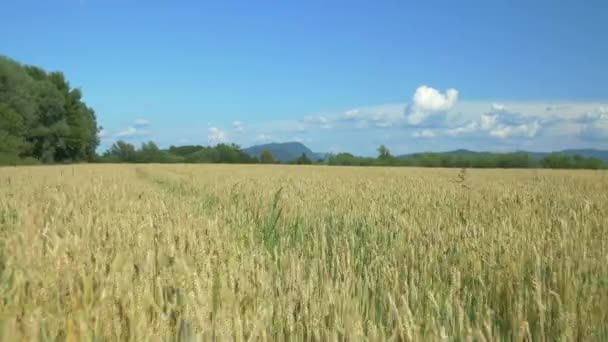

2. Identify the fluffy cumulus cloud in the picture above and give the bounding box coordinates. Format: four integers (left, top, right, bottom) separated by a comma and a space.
207, 127, 227, 144
413, 86, 459, 112
407, 86, 459, 125
446, 105, 541, 139
578, 107, 608, 141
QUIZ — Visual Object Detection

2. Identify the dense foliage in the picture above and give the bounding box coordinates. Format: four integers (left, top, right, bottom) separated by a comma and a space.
260, 150, 276, 164
0, 56, 99, 164
289, 152, 313, 165
327, 145, 606, 169
99, 141, 258, 164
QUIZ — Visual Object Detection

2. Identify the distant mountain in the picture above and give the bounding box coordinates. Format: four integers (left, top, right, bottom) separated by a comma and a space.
242, 142, 326, 163
399, 148, 608, 162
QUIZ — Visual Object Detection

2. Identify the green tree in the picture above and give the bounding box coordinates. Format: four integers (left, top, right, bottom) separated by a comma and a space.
377, 145, 390, 159
0, 103, 25, 155
260, 150, 275, 164
0, 56, 99, 163
106, 140, 137, 162
295, 152, 312, 164
168, 145, 205, 157
376, 145, 396, 165
328, 153, 373, 166
138, 141, 163, 163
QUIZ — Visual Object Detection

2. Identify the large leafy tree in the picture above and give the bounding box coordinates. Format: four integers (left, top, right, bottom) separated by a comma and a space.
0, 56, 99, 163
138, 141, 163, 163
295, 152, 312, 164
106, 140, 137, 163
260, 150, 275, 164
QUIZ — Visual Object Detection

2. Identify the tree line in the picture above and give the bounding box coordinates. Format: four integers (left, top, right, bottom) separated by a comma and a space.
99, 141, 259, 164
98, 141, 606, 169
1, 56, 605, 169
99, 140, 317, 164
327, 145, 606, 169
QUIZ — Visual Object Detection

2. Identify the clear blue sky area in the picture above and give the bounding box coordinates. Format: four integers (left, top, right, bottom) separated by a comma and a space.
2, 0, 607, 154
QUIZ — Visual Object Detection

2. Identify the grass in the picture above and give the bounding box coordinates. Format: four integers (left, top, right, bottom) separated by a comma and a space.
0, 164, 607, 341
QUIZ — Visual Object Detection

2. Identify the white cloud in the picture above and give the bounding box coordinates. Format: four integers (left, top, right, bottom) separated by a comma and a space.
444, 105, 543, 140
447, 122, 479, 136
114, 118, 152, 139
232, 121, 244, 132
579, 107, 608, 141
413, 129, 436, 138
479, 113, 498, 130
407, 86, 459, 125
302, 104, 406, 131
491, 103, 506, 111
207, 127, 227, 145
116, 127, 147, 138
489, 121, 541, 139
255, 134, 273, 143
301, 115, 335, 130
577, 107, 608, 124
133, 118, 151, 127
413, 86, 459, 112
344, 109, 360, 119
98, 129, 107, 138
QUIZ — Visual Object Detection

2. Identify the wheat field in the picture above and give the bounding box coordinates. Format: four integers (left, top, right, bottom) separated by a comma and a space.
0, 164, 607, 341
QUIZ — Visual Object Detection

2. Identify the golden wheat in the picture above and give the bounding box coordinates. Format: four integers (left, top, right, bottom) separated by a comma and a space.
0, 164, 607, 341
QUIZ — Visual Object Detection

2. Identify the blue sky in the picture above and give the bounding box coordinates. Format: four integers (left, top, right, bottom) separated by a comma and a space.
1, 0, 607, 155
